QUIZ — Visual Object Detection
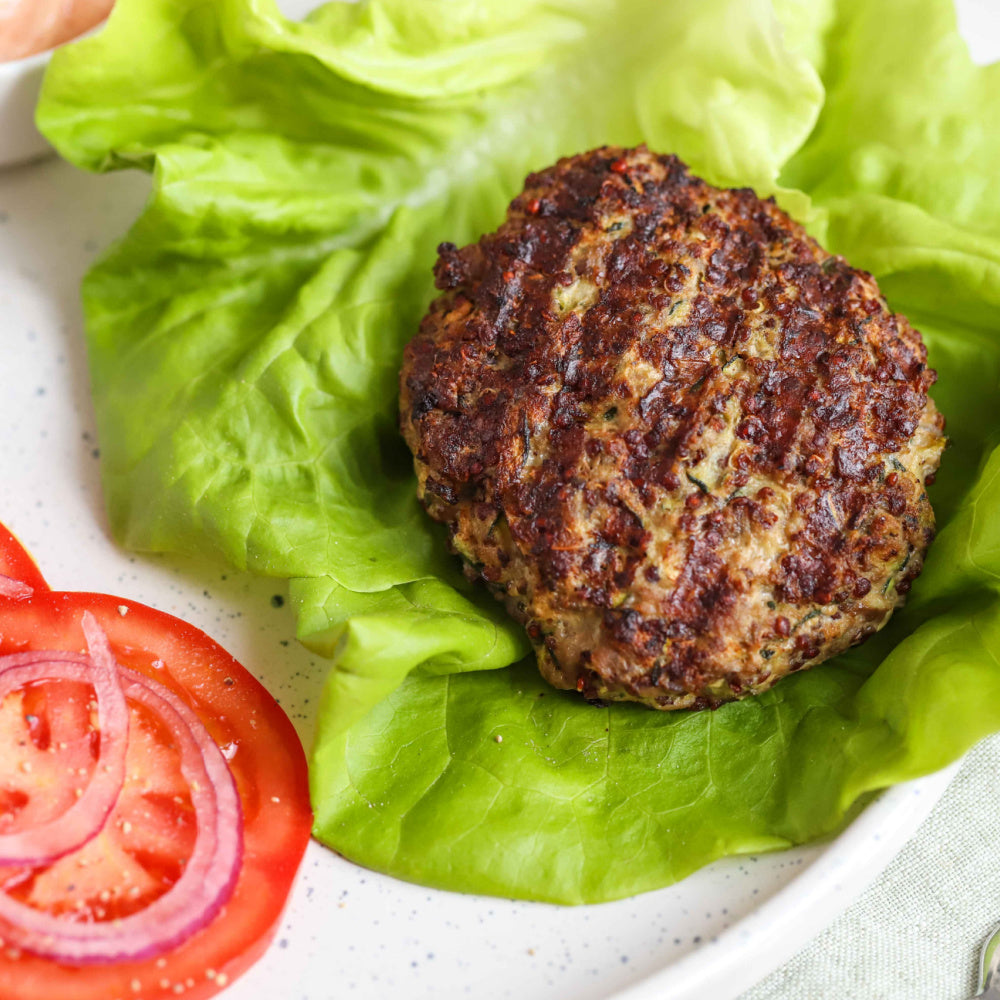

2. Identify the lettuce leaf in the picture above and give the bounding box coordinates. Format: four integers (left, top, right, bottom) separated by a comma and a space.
37, 0, 1000, 903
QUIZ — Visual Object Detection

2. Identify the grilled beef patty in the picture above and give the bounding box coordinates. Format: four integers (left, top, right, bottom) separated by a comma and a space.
400, 146, 945, 709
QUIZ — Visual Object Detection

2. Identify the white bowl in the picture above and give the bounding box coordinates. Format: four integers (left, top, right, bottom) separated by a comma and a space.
0, 47, 54, 169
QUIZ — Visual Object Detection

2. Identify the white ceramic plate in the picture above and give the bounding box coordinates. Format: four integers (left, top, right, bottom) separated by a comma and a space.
1, 3, 996, 996
0, 115, 959, 1000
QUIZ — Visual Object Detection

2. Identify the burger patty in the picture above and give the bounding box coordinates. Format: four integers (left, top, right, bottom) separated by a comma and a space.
399, 146, 946, 710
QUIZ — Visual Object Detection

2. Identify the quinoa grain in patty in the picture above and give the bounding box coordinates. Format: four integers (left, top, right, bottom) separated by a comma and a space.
399, 145, 945, 710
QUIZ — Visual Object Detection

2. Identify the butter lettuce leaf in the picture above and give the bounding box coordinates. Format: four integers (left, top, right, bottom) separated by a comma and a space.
37, 0, 1000, 903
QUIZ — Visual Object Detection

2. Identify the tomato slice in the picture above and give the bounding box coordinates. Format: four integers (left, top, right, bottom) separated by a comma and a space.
0, 524, 48, 595
0, 591, 312, 1000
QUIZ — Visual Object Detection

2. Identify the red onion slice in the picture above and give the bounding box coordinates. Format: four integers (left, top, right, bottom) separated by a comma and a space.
0, 661, 243, 963
0, 613, 128, 865
0, 573, 33, 599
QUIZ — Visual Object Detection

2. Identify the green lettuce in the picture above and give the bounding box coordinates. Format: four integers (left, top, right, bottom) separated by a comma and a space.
37, 0, 1000, 903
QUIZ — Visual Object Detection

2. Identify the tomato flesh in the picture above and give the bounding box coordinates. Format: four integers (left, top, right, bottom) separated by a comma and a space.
2, 695, 196, 924
0, 526, 48, 595
0, 592, 312, 1000
0, 679, 96, 838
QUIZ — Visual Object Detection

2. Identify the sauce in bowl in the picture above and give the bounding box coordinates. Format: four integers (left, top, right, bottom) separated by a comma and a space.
0, 0, 113, 62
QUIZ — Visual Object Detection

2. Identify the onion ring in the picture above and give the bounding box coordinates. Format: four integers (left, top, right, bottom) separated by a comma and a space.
0, 655, 243, 963
0, 613, 128, 866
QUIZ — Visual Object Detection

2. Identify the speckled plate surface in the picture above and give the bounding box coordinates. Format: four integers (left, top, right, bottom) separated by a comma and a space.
2, 11, 992, 989
0, 120, 956, 1000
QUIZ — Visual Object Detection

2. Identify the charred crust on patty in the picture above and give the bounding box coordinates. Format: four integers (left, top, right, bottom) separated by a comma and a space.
400, 145, 946, 710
